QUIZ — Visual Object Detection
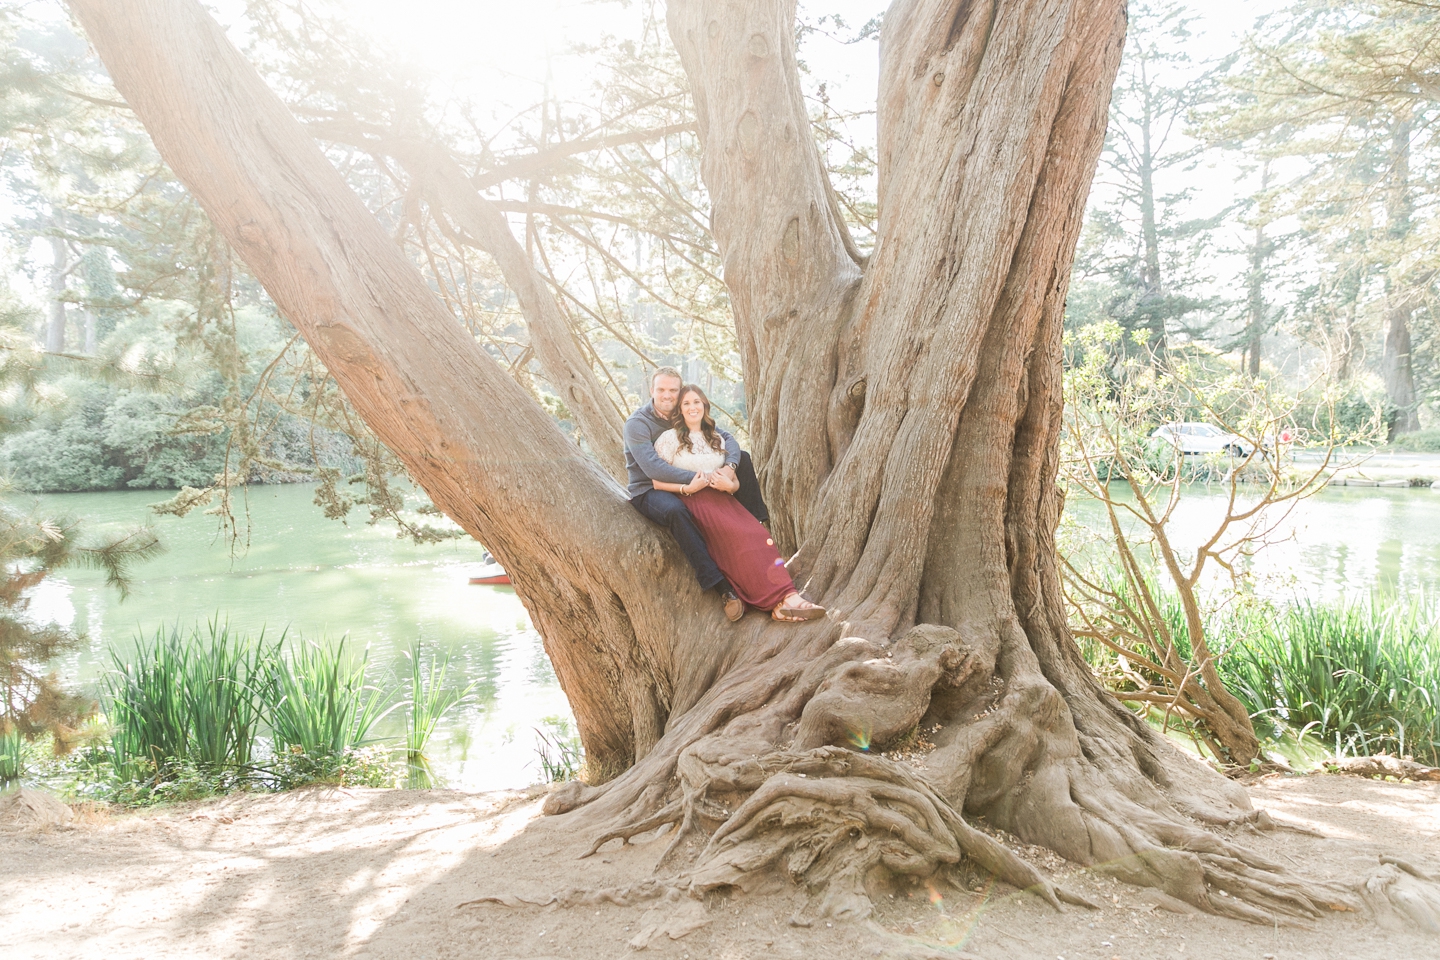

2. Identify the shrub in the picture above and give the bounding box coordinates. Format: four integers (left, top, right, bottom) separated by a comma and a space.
1388, 427, 1440, 453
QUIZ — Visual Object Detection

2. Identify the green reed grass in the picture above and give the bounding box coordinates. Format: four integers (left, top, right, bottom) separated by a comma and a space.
1072, 568, 1440, 764
105, 622, 272, 780
266, 637, 396, 759
0, 726, 23, 783
1220, 596, 1440, 764
403, 640, 476, 763
534, 715, 584, 783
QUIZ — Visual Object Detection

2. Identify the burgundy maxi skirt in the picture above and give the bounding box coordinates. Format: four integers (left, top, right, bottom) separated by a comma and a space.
683, 488, 795, 610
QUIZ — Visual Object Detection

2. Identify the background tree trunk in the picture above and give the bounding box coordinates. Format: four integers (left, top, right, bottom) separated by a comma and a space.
1137, 95, 1168, 354
1384, 304, 1420, 437
1384, 116, 1420, 437
45, 232, 67, 354
70, 0, 1362, 924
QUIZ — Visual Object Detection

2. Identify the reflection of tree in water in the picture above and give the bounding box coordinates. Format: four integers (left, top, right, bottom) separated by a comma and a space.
1333, 541, 1350, 594
1376, 539, 1404, 598
526, 631, 557, 687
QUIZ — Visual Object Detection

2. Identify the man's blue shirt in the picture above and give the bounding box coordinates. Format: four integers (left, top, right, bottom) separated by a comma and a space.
623, 401, 740, 498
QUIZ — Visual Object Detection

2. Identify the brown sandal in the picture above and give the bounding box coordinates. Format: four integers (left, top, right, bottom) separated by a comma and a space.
772, 598, 826, 622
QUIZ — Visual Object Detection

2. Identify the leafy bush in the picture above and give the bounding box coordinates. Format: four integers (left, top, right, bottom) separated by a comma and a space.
0, 378, 226, 492
1388, 427, 1440, 453
1293, 377, 1393, 441
0, 376, 362, 493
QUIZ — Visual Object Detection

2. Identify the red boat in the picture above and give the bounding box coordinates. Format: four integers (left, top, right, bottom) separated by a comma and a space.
469, 554, 511, 586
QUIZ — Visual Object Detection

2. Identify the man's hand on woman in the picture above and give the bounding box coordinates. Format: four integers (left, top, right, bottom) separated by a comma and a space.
707, 467, 739, 494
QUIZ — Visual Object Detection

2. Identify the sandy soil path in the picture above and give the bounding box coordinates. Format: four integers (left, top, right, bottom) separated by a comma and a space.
2, 773, 1436, 959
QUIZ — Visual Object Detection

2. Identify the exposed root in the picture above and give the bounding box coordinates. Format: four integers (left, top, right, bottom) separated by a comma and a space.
582, 799, 683, 858
1327, 755, 1440, 782
587, 743, 1096, 920
1360, 859, 1440, 934
458, 877, 673, 909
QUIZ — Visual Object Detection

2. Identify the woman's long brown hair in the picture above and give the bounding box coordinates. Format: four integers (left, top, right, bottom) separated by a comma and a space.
671, 384, 726, 454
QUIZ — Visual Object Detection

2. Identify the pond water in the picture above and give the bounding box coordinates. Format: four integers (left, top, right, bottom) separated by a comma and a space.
1064, 483, 1440, 601
26, 482, 1440, 791
26, 484, 570, 792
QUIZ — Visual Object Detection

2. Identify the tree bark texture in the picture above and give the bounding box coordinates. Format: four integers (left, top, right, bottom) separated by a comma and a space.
72, 0, 1380, 925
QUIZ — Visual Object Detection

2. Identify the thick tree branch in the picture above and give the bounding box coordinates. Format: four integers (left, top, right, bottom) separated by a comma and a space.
667, 0, 864, 550
391, 139, 630, 479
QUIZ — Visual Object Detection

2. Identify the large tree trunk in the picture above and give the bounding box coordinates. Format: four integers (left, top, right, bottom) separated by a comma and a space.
72, 0, 1367, 924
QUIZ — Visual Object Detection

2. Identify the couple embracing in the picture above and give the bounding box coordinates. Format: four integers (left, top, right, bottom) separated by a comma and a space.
625, 367, 825, 624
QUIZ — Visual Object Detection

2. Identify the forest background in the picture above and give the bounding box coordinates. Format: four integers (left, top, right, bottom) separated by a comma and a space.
3, 0, 1437, 505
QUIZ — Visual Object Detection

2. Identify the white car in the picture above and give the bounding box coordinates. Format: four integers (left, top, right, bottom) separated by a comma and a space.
1150, 422, 1254, 457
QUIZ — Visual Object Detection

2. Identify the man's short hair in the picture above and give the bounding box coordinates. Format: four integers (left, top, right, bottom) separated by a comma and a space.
650, 365, 683, 389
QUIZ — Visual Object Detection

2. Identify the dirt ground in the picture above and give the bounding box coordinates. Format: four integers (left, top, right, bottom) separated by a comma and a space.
1, 772, 1436, 960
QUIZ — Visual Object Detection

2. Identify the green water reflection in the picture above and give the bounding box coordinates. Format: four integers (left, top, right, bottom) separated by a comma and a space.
1064, 484, 1440, 600
26, 485, 571, 791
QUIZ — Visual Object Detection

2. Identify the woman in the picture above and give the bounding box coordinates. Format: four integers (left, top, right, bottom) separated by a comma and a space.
650, 384, 825, 622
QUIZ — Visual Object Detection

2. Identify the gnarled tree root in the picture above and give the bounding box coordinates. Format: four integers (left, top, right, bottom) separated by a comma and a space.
1328, 755, 1440, 782
1361, 857, 1440, 934
543, 625, 1409, 934
580, 745, 1096, 920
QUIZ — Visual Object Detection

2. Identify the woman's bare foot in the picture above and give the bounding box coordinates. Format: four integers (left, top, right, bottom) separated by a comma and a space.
772, 593, 825, 622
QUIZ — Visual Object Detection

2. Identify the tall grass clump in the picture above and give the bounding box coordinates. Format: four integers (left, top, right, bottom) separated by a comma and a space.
534, 715, 584, 783
101, 626, 396, 798
105, 622, 271, 782
0, 725, 23, 784
403, 640, 475, 762
1221, 596, 1440, 764
266, 638, 395, 759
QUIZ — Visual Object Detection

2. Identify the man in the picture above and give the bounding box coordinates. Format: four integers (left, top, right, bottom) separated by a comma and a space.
625, 366, 768, 621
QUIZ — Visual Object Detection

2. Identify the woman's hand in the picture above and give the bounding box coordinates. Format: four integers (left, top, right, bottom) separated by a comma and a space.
708, 466, 740, 493
682, 472, 709, 495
